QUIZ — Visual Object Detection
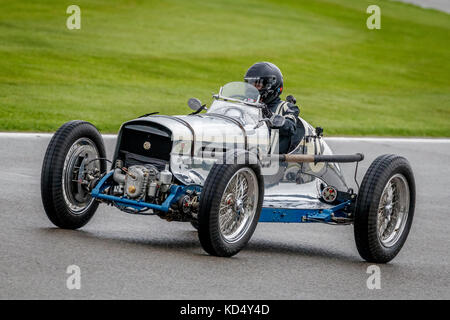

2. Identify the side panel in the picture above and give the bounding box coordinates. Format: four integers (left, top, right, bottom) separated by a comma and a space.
262, 118, 348, 210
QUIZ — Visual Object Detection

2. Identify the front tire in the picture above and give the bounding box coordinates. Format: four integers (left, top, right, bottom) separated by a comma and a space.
41, 121, 106, 229
198, 164, 264, 257
190, 220, 199, 231
354, 154, 415, 263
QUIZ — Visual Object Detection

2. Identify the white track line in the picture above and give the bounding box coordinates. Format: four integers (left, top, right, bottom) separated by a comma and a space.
325, 137, 450, 143
0, 132, 116, 139
0, 132, 449, 143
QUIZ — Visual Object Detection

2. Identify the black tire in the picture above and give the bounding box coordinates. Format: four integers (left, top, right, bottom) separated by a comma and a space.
190, 220, 199, 231
198, 164, 264, 257
354, 154, 415, 263
41, 120, 106, 229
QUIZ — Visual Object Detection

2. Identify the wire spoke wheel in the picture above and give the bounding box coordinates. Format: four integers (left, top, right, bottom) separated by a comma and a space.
198, 163, 264, 257
354, 154, 415, 263
376, 174, 410, 248
218, 168, 258, 243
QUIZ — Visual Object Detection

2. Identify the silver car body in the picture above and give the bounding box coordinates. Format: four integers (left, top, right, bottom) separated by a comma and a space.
114, 82, 348, 210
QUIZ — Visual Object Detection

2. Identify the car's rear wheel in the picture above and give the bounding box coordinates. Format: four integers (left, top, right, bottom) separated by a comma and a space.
198, 164, 264, 257
41, 121, 106, 229
354, 154, 415, 263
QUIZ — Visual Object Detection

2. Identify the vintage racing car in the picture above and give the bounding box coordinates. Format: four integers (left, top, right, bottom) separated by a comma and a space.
41, 82, 416, 262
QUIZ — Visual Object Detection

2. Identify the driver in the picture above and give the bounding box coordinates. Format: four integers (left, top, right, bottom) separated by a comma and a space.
244, 62, 300, 154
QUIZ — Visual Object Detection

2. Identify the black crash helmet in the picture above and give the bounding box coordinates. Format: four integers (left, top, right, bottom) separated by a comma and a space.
244, 62, 284, 104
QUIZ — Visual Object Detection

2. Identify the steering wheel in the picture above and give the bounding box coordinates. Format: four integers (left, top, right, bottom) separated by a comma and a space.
222, 107, 245, 119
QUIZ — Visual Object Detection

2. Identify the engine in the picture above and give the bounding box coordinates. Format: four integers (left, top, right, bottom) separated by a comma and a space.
112, 158, 171, 200
111, 159, 199, 221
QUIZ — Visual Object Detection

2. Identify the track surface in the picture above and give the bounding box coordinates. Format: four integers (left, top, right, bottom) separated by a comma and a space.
394, 0, 450, 13
0, 134, 449, 299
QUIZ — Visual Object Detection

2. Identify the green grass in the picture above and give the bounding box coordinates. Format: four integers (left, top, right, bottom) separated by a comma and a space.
0, 0, 449, 136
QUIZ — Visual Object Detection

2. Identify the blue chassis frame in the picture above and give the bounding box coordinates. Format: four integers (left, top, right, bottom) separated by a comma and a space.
91, 171, 352, 223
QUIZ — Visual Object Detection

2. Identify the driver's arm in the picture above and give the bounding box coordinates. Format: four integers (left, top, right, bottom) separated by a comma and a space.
279, 102, 300, 136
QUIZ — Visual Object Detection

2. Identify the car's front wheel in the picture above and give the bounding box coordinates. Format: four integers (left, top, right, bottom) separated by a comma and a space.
41, 121, 106, 229
198, 164, 264, 257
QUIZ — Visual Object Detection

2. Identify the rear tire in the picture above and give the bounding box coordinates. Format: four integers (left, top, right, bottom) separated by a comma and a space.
41, 121, 106, 229
354, 154, 415, 263
198, 164, 264, 257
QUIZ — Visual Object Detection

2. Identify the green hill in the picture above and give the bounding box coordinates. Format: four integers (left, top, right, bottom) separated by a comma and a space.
0, 0, 449, 136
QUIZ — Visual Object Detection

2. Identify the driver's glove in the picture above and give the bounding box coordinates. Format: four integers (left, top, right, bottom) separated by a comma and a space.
262, 105, 273, 119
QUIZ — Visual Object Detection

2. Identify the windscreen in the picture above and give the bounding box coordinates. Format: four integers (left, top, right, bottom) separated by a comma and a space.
220, 82, 260, 103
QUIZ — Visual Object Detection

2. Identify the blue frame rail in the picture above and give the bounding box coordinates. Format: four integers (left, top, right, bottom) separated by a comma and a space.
91, 171, 352, 222
91, 171, 196, 212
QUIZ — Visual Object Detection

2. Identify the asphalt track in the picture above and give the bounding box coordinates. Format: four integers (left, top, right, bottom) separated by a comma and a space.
394, 0, 450, 13
0, 134, 449, 299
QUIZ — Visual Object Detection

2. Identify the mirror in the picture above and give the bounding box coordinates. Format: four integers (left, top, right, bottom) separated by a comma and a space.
188, 98, 203, 111
270, 114, 286, 128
